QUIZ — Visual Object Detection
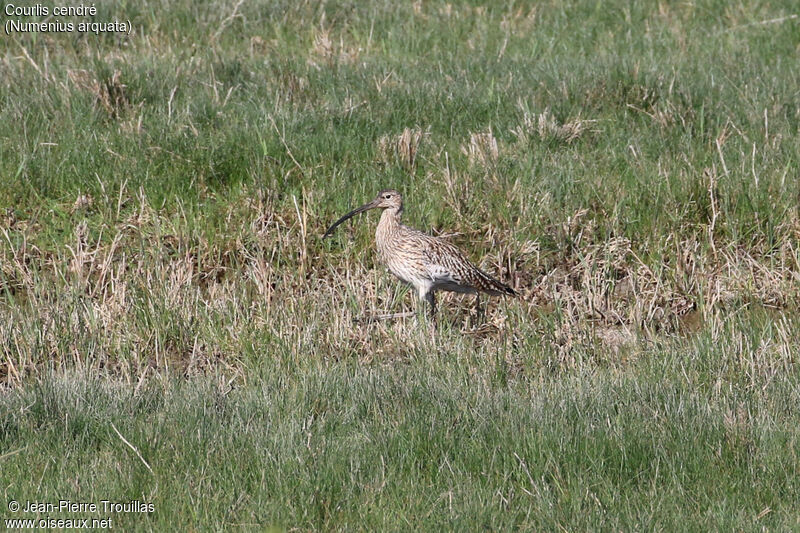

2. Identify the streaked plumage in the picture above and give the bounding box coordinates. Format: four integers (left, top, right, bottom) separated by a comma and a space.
323, 189, 516, 318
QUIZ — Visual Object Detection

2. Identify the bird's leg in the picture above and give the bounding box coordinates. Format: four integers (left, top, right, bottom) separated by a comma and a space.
425, 290, 436, 318
474, 293, 484, 326
425, 290, 437, 325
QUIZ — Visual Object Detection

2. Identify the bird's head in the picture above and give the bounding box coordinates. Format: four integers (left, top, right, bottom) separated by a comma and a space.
372, 189, 402, 210
322, 189, 403, 239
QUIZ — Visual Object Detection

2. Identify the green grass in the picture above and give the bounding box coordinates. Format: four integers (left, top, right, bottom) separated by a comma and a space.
2, 0, 800, 529
3, 315, 800, 530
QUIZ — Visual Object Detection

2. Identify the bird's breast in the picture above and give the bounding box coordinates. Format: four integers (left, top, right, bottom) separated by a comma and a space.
377, 243, 428, 287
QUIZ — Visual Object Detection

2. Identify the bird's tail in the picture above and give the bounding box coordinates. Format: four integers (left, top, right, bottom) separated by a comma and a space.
476, 269, 517, 297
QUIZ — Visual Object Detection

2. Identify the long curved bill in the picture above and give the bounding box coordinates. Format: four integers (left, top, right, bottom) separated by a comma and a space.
322, 200, 378, 239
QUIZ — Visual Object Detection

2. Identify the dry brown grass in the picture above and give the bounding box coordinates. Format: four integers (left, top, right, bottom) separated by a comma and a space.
3, 148, 799, 389
511, 106, 598, 145
308, 25, 362, 68
377, 127, 429, 173
68, 69, 129, 118
461, 128, 499, 167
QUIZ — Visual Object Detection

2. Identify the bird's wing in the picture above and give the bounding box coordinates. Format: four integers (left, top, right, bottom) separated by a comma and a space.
418, 235, 473, 285
418, 232, 517, 296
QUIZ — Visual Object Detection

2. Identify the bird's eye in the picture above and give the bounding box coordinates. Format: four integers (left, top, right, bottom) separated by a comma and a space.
384, 195, 390, 199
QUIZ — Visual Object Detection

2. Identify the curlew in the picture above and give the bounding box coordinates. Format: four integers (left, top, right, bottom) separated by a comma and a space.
323, 189, 516, 320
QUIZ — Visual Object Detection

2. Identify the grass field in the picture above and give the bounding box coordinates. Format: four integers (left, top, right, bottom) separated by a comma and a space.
2, 0, 800, 529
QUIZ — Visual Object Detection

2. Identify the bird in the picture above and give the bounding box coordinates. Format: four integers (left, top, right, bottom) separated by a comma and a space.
323, 189, 516, 320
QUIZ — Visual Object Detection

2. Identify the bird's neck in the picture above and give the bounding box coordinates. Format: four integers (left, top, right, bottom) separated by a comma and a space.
376, 207, 402, 248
